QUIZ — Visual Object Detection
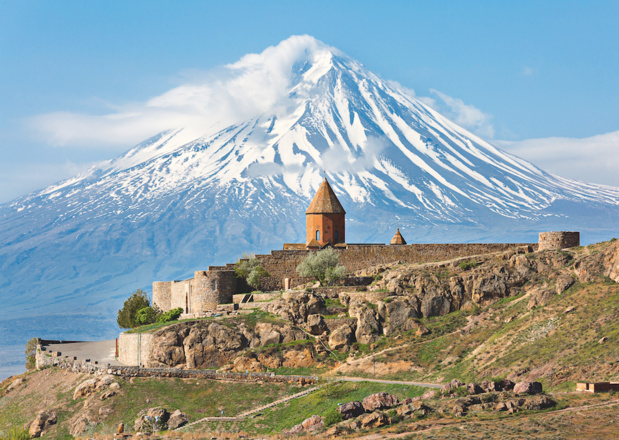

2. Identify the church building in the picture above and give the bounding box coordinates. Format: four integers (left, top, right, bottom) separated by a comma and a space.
305, 178, 346, 248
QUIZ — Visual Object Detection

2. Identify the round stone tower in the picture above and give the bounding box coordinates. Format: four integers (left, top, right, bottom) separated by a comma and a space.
538, 231, 580, 251
306, 178, 346, 247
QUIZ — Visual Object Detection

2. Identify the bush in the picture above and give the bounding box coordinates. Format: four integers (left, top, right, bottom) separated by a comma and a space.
24, 337, 38, 370
296, 248, 347, 286
235, 254, 271, 290
458, 260, 479, 270
324, 408, 343, 426
136, 306, 160, 325
117, 289, 151, 329
157, 307, 183, 324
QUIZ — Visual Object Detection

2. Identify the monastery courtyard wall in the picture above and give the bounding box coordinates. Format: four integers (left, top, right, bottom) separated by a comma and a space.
253, 242, 538, 292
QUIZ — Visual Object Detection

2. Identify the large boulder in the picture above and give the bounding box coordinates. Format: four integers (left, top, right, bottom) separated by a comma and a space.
362, 392, 399, 412
301, 414, 324, 432
255, 323, 282, 346
337, 401, 365, 419
359, 412, 388, 429
29, 411, 57, 438
350, 303, 381, 345
73, 379, 98, 399
283, 348, 314, 368
168, 410, 189, 429
134, 407, 170, 432
384, 298, 418, 335
513, 381, 543, 395
233, 354, 264, 372
306, 314, 328, 335
329, 324, 355, 350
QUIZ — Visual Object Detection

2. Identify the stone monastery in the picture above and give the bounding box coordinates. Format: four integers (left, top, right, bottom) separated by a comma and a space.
153, 178, 580, 316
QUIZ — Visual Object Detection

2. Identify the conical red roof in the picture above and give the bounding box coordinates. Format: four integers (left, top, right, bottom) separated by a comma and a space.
389, 228, 407, 245
306, 178, 346, 214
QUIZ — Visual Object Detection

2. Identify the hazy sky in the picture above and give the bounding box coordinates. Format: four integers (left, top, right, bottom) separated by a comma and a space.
1, 0, 618, 202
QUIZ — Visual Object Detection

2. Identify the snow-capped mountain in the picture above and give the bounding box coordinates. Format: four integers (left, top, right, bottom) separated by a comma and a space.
1, 35, 618, 345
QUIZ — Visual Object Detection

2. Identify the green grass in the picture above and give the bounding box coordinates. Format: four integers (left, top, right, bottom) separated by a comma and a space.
225, 381, 427, 434
101, 377, 303, 432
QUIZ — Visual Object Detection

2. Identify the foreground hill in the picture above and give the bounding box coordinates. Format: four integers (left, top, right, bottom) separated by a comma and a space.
1, 240, 617, 438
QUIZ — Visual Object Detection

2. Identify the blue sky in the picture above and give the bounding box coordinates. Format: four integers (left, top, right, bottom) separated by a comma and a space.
1, 0, 618, 202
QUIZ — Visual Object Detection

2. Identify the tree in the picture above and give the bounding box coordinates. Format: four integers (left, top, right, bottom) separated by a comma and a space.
117, 289, 151, 329
296, 248, 347, 286
136, 306, 159, 325
25, 337, 38, 370
235, 254, 271, 291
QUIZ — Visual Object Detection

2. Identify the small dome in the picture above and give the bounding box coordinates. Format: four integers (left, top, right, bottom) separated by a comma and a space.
389, 228, 407, 245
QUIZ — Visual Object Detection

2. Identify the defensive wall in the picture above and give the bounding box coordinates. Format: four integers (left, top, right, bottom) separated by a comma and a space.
252, 242, 539, 292
153, 233, 586, 314
35, 339, 317, 384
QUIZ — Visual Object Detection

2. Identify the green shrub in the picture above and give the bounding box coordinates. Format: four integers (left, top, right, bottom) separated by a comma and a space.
387, 409, 402, 423
235, 254, 271, 290
296, 248, 346, 286
24, 337, 38, 370
157, 307, 183, 323
324, 408, 343, 426
458, 260, 479, 270
136, 306, 160, 325
117, 289, 151, 329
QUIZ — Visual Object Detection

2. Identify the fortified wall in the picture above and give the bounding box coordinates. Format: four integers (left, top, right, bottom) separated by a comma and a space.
153, 241, 540, 313
252, 242, 539, 292
153, 268, 237, 316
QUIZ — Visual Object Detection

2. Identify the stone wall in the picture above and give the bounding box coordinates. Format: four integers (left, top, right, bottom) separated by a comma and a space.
35, 341, 317, 385
152, 281, 172, 311
118, 332, 155, 367
254, 242, 538, 292
538, 231, 580, 251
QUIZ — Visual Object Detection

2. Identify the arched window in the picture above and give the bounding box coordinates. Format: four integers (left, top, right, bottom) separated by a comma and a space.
335, 230, 339, 241
316, 230, 320, 241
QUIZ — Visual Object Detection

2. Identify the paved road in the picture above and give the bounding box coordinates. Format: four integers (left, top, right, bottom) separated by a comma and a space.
43, 340, 121, 366
335, 376, 442, 388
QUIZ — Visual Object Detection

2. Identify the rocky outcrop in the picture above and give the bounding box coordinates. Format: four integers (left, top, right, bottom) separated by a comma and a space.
306, 314, 328, 335
362, 392, 399, 412
73, 379, 98, 399
513, 381, 543, 395
337, 401, 365, 419
266, 292, 325, 324
29, 411, 57, 438
329, 324, 355, 350
168, 410, 189, 429
134, 407, 170, 432
289, 414, 324, 434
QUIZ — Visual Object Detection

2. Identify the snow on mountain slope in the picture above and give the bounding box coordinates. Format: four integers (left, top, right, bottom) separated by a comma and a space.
1, 35, 618, 347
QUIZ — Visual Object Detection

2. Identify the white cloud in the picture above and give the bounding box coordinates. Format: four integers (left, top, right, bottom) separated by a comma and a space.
426, 89, 495, 139
25, 35, 335, 149
497, 130, 619, 187
522, 66, 535, 76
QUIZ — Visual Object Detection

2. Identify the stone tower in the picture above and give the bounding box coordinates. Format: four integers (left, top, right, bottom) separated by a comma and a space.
306, 178, 346, 247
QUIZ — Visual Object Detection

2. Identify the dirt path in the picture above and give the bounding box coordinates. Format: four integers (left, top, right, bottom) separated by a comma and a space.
336, 376, 442, 388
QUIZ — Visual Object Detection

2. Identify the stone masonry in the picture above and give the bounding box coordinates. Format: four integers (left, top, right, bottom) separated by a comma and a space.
538, 231, 580, 251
